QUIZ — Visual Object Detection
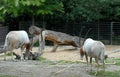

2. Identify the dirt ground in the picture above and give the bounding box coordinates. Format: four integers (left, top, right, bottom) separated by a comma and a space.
0, 45, 120, 77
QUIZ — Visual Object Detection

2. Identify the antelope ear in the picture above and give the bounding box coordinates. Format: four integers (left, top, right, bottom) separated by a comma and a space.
80, 47, 84, 60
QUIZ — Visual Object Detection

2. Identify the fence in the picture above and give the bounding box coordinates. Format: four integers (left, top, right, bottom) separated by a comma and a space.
0, 26, 8, 46
73, 22, 120, 45
0, 21, 119, 46
18, 21, 120, 45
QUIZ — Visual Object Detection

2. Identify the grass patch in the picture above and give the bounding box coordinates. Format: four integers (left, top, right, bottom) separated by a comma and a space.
113, 58, 120, 66
7, 52, 12, 56
115, 61, 120, 65
34, 41, 39, 47
57, 60, 80, 64
47, 60, 81, 65
0, 75, 17, 77
89, 71, 120, 77
104, 58, 120, 66
114, 58, 120, 60
38, 57, 81, 65
38, 57, 46, 61
38, 57, 56, 64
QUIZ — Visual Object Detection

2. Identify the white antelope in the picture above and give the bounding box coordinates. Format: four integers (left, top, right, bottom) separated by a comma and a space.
3, 30, 31, 61
80, 38, 107, 75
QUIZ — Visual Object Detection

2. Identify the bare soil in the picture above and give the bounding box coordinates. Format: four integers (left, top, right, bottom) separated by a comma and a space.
0, 45, 120, 77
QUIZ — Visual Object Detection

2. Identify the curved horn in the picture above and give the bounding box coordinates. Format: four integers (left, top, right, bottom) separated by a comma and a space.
82, 28, 92, 45
79, 26, 85, 46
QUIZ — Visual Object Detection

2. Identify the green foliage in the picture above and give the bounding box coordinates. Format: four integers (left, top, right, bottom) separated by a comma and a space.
0, 0, 64, 21
56, 0, 120, 22
0, 0, 120, 22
